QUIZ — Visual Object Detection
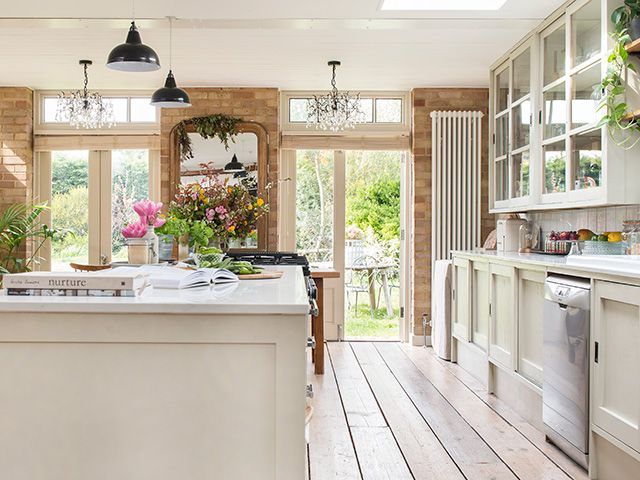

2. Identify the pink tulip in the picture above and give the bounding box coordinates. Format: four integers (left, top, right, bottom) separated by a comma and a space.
132, 200, 163, 226
121, 221, 147, 239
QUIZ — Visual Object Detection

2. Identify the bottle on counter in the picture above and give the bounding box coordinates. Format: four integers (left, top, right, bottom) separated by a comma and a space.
519, 220, 541, 253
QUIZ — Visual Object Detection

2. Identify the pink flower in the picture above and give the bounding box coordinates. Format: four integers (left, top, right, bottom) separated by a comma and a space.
153, 217, 166, 228
132, 200, 164, 227
121, 221, 147, 239
206, 208, 215, 221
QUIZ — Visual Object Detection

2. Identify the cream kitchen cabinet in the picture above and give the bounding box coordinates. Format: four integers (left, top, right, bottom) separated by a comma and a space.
452, 257, 471, 341
592, 280, 640, 456
516, 269, 545, 387
489, 263, 517, 370
471, 260, 490, 351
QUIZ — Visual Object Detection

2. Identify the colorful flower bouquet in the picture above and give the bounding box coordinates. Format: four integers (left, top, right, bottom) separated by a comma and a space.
166, 170, 268, 251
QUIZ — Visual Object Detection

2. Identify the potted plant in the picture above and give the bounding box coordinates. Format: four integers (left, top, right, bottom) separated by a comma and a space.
0, 203, 58, 284
613, 1, 640, 39
154, 216, 189, 261
121, 200, 165, 264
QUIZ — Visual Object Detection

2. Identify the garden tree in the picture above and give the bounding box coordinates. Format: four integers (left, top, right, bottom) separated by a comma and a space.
51, 153, 88, 195
347, 178, 400, 242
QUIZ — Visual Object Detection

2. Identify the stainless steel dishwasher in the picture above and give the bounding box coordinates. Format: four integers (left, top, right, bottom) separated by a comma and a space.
543, 275, 590, 469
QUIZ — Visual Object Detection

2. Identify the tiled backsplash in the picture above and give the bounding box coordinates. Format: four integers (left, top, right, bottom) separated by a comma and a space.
526, 205, 640, 235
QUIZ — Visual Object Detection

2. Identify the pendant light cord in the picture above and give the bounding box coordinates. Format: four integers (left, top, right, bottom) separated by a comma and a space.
83, 63, 89, 98
132, 0, 136, 21
331, 63, 338, 93
169, 16, 173, 72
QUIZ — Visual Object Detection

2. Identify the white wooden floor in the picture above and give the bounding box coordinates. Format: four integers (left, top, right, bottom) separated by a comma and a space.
307, 342, 588, 480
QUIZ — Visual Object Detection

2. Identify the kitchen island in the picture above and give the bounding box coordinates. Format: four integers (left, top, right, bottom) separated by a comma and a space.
0, 266, 309, 480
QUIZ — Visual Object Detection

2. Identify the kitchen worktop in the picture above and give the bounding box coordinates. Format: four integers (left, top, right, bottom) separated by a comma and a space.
0, 266, 310, 315
452, 250, 640, 281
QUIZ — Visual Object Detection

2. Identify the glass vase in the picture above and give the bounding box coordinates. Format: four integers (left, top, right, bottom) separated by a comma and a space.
158, 234, 175, 262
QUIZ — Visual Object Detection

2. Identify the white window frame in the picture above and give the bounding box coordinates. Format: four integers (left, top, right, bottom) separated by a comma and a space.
280, 90, 411, 135
34, 90, 161, 135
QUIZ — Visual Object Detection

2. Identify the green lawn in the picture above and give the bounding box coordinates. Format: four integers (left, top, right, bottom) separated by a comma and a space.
344, 290, 400, 339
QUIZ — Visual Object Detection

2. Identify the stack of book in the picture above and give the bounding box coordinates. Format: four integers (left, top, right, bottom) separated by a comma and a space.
2, 271, 148, 297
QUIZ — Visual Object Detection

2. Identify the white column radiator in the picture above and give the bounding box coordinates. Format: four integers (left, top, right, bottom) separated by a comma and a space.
430, 111, 483, 261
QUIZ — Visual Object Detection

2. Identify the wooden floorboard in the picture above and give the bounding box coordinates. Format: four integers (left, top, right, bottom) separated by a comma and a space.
350, 342, 465, 480
308, 343, 588, 480
307, 350, 361, 480
424, 347, 588, 480
399, 344, 572, 480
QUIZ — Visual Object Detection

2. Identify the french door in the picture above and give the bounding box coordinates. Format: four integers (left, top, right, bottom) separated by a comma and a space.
35, 148, 159, 271
282, 148, 411, 341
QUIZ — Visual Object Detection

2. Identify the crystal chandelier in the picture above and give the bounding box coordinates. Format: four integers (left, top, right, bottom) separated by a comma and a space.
307, 61, 366, 132
56, 60, 115, 129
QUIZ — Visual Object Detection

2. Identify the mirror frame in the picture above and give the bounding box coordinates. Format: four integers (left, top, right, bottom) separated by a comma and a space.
169, 120, 270, 251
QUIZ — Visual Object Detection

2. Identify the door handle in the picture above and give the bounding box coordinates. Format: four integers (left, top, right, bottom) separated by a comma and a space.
100, 254, 109, 265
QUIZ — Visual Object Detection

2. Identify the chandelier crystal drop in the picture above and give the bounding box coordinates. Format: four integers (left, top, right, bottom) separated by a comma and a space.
306, 61, 366, 132
56, 60, 115, 129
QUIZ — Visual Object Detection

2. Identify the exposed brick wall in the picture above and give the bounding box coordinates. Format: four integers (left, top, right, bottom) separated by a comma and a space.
0, 87, 33, 213
411, 88, 493, 337
160, 88, 280, 250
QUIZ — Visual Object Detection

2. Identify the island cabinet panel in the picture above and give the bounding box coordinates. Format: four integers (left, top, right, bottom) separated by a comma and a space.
452, 257, 471, 341
489, 263, 517, 370
516, 269, 545, 387
471, 261, 490, 351
592, 281, 640, 455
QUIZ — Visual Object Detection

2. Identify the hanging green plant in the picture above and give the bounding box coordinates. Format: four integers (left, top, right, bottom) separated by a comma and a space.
176, 114, 242, 162
598, 4, 640, 148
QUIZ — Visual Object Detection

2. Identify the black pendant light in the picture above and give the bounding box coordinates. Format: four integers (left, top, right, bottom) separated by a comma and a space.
224, 154, 245, 173
151, 17, 191, 108
107, 23, 160, 72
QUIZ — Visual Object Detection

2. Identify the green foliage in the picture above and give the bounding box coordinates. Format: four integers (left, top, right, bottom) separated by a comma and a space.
347, 178, 400, 242
599, 8, 640, 147
177, 114, 242, 163
188, 220, 214, 249
0, 203, 57, 274
155, 217, 190, 237
51, 154, 88, 195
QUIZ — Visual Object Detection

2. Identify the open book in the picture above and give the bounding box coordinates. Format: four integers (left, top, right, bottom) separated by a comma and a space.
113, 266, 238, 289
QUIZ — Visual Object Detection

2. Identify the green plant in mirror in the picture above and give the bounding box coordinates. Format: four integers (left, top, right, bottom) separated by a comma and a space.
612, 1, 640, 30
0, 204, 58, 275
176, 114, 242, 163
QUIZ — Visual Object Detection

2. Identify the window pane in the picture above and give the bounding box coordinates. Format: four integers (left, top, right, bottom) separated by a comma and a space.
544, 141, 566, 194
571, 64, 601, 129
513, 100, 531, 149
359, 98, 374, 123
375, 98, 402, 123
512, 48, 531, 101
544, 83, 566, 139
544, 24, 566, 86
572, 130, 602, 190
44, 97, 66, 123
111, 150, 150, 262
495, 114, 509, 157
104, 97, 128, 122
495, 159, 509, 201
496, 68, 509, 112
289, 98, 309, 123
130, 98, 157, 122
51, 150, 89, 271
512, 150, 530, 198
296, 150, 334, 267
572, 0, 600, 67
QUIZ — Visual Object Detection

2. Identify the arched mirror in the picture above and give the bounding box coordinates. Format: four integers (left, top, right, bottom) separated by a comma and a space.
170, 121, 269, 250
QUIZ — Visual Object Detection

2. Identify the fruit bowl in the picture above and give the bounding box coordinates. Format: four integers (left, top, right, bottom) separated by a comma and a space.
581, 241, 626, 256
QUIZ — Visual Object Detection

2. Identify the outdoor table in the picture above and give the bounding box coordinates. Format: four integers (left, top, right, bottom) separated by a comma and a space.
346, 262, 394, 316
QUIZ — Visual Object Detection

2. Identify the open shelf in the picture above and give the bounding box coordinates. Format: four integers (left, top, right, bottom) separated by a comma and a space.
625, 38, 640, 53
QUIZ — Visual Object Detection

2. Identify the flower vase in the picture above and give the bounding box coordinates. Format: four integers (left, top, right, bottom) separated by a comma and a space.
158, 234, 174, 262
127, 239, 151, 264
143, 226, 159, 264
178, 235, 190, 261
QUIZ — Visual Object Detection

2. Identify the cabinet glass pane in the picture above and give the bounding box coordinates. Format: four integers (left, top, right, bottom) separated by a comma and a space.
572, 64, 601, 129
544, 24, 566, 86
513, 48, 531, 101
496, 68, 509, 112
495, 114, 509, 157
572, 0, 601, 67
512, 150, 530, 198
572, 129, 602, 190
513, 100, 531, 149
496, 159, 509, 201
544, 141, 567, 194
544, 83, 567, 139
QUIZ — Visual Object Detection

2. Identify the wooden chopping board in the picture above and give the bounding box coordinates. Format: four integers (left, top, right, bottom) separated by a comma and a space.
237, 270, 284, 280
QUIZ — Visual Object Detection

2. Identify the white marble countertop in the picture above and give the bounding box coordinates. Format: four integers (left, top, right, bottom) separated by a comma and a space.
0, 266, 310, 315
452, 249, 640, 280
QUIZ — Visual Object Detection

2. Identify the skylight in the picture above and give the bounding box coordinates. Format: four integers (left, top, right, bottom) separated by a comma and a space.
380, 0, 507, 10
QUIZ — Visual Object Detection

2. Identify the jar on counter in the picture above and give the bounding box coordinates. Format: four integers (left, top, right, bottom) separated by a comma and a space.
622, 220, 640, 255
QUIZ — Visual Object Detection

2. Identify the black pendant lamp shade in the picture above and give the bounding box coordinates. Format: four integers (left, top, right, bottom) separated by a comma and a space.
107, 21, 161, 72
224, 154, 245, 173
150, 70, 191, 107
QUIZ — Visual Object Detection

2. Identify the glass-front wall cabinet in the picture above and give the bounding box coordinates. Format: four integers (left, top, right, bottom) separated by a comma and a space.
493, 40, 533, 206
489, 0, 635, 212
